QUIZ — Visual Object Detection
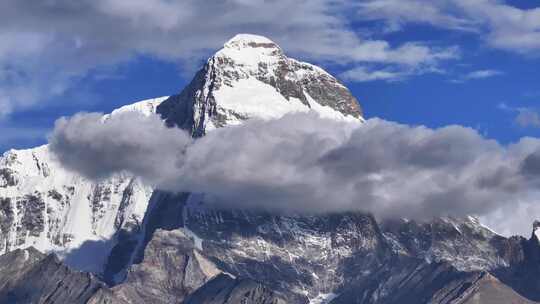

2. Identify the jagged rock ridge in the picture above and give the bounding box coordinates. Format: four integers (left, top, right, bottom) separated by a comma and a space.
0, 248, 106, 303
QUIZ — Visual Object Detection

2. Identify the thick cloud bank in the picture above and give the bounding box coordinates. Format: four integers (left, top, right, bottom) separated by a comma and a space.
50, 111, 540, 231
49, 112, 192, 183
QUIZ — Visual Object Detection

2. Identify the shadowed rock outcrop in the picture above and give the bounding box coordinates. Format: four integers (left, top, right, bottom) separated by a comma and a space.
0, 247, 105, 304
185, 273, 285, 304
95, 229, 221, 303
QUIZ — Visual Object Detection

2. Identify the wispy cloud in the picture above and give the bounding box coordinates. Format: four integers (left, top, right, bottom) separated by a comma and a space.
355, 0, 478, 32
498, 102, 540, 128
340, 64, 449, 83
355, 0, 540, 54
464, 69, 503, 79
515, 109, 540, 128
450, 69, 503, 83
340, 67, 406, 82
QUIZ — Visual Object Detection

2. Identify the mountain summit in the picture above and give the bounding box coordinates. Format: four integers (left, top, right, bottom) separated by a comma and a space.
157, 33, 362, 136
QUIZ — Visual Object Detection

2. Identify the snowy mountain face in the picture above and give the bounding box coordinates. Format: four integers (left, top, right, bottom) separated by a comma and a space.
1, 34, 540, 304
157, 34, 362, 136
0, 97, 167, 271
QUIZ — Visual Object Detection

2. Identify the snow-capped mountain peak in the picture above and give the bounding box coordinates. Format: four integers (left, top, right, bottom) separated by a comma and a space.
224, 33, 279, 47
219, 33, 284, 63
214, 33, 290, 77
157, 33, 363, 136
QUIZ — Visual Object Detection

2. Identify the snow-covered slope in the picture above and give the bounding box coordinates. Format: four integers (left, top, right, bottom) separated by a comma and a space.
0, 96, 168, 271
106, 96, 166, 118
157, 34, 363, 136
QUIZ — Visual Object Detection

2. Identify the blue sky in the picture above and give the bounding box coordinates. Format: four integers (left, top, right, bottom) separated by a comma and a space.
1, 0, 540, 151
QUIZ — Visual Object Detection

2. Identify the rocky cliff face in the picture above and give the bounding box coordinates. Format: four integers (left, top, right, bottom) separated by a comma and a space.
0, 34, 539, 304
184, 273, 286, 304
0, 248, 106, 304
93, 229, 222, 303
101, 189, 540, 303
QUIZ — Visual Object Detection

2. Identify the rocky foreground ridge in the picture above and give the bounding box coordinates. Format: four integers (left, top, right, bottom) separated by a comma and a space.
0, 34, 539, 303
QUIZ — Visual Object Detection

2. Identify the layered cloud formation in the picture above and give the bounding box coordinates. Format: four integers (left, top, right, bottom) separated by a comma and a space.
357, 0, 540, 53
50, 111, 540, 235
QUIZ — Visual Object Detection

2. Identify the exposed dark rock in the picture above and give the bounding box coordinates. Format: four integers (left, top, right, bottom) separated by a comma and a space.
0, 168, 17, 187
176, 208, 391, 302
114, 178, 138, 230
0, 198, 14, 253
47, 189, 63, 202
330, 258, 476, 304
458, 273, 535, 304
99, 229, 221, 304
185, 273, 285, 304
490, 223, 540, 301
0, 248, 105, 304
157, 68, 210, 137
89, 183, 113, 230
104, 191, 188, 283
17, 194, 46, 239
382, 217, 509, 271
331, 259, 536, 304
